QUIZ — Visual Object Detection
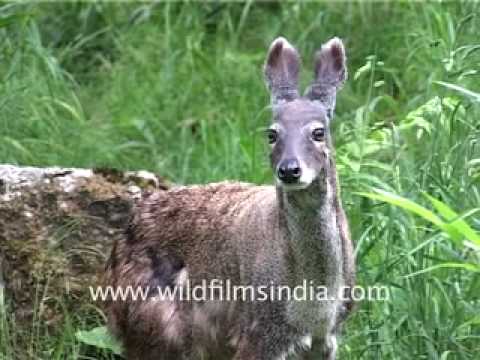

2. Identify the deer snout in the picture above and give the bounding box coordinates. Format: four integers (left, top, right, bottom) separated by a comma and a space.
277, 158, 301, 184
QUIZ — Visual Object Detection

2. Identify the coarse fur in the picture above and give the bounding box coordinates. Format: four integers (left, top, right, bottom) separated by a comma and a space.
104, 37, 356, 360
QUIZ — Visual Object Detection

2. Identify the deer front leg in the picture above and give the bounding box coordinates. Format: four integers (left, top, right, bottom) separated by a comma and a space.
299, 333, 337, 360
233, 335, 285, 360
232, 342, 259, 360
232, 322, 297, 360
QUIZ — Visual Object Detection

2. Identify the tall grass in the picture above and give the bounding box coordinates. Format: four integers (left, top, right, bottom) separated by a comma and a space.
0, 2, 479, 359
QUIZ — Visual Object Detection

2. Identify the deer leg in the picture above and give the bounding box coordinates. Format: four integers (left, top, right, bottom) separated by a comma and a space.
299, 333, 337, 360
232, 327, 294, 360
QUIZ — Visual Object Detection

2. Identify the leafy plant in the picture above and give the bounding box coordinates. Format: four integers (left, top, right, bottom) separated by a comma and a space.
358, 188, 480, 276
75, 326, 123, 356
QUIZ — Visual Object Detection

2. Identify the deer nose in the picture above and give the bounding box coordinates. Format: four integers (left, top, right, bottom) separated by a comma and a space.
277, 159, 302, 183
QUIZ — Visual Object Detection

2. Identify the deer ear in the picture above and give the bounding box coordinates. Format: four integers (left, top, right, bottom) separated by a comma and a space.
264, 37, 300, 104
305, 37, 347, 119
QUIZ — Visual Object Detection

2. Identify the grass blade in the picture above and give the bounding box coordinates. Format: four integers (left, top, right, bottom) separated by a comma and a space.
424, 193, 480, 246
405, 262, 480, 278
435, 81, 480, 102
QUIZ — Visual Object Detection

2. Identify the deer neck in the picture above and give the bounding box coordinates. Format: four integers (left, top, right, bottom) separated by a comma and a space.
277, 174, 343, 287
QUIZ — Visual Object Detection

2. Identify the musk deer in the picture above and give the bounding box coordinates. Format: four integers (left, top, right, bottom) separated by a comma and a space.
104, 36, 355, 360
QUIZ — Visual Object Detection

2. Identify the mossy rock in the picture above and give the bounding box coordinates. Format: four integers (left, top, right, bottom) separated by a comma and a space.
0, 165, 169, 326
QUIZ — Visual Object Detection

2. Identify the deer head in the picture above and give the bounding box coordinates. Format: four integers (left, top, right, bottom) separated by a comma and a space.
264, 37, 347, 191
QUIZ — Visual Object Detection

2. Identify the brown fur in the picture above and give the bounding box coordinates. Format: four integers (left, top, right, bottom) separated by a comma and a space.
104, 37, 356, 360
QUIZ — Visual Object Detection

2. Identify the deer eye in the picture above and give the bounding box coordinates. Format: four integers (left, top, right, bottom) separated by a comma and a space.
312, 128, 325, 142
266, 128, 278, 144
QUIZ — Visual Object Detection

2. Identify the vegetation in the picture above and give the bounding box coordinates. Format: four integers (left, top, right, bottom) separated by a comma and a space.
0, 1, 479, 359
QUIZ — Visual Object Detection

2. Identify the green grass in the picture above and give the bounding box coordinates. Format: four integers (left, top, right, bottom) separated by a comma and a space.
1, 1, 479, 359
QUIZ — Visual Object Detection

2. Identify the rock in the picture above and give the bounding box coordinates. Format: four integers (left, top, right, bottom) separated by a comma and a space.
0, 164, 170, 325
